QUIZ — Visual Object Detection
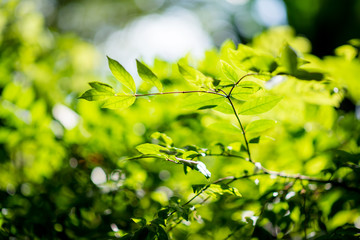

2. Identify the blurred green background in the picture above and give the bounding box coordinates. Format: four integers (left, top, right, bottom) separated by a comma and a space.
1, 0, 360, 239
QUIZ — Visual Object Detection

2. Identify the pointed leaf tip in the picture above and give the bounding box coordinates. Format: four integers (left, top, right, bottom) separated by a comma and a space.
107, 56, 136, 93
136, 60, 163, 92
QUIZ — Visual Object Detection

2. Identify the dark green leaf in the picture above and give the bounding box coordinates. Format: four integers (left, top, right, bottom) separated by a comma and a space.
197, 105, 217, 110
192, 184, 207, 193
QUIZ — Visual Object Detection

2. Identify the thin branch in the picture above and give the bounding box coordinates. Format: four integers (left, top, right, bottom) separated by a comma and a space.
134, 90, 226, 98
228, 73, 258, 96
227, 97, 254, 164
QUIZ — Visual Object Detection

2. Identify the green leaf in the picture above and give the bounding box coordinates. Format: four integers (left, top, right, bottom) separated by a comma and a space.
182, 93, 232, 114
157, 226, 169, 240
182, 150, 200, 159
245, 119, 276, 133
208, 121, 241, 134
192, 184, 207, 194
150, 132, 173, 147
88, 81, 115, 93
101, 95, 136, 109
107, 56, 136, 93
196, 161, 211, 179
207, 184, 242, 197
131, 218, 147, 227
238, 95, 282, 115
136, 60, 163, 92
231, 81, 262, 100
79, 89, 114, 101
220, 60, 239, 83
279, 44, 298, 75
136, 143, 168, 156
197, 105, 217, 110
178, 63, 213, 89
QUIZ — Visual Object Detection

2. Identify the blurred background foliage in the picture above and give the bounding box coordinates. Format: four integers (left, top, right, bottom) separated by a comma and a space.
0, 0, 360, 239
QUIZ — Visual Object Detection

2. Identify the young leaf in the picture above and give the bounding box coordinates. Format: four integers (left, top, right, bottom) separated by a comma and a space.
196, 161, 211, 179
107, 56, 136, 93
136, 60, 163, 92
245, 119, 276, 133
79, 89, 114, 101
238, 95, 282, 115
101, 95, 136, 109
88, 82, 115, 93
220, 60, 239, 83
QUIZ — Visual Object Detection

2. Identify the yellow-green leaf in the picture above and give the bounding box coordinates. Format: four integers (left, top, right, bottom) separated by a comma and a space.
102, 95, 136, 109
245, 119, 276, 133
88, 81, 115, 94
231, 81, 262, 100
178, 63, 213, 89
107, 56, 136, 93
220, 60, 239, 83
136, 143, 168, 156
79, 89, 114, 101
136, 60, 163, 92
238, 95, 282, 115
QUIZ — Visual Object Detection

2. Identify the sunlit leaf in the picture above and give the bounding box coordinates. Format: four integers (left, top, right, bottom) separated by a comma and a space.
208, 121, 241, 134
88, 82, 115, 93
220, 60, 239, 83
231, 81, 262, 100
101, 95, 136, 109
178, 63, 213, 89
245, 119, 276, 133
151, 132, 173, 147
182, 93, 233, 114
107, 56, 136, 93
136, 60, 163, 92
79, 89, 114, 101
196, 161, 211, 179
207, 184, 242, 197
238, 95, 282, 115
136, 143, 168, 156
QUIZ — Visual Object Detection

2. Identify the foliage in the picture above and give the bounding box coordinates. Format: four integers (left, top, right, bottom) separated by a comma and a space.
1, 1, 360, 239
